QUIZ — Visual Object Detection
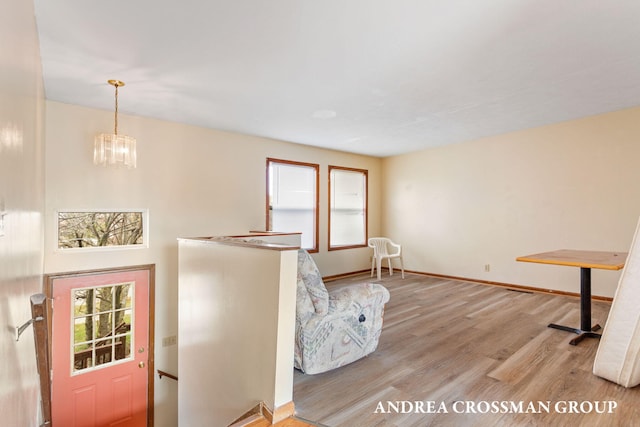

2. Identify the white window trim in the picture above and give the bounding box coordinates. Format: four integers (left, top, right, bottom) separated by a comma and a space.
56, 208, 149, 252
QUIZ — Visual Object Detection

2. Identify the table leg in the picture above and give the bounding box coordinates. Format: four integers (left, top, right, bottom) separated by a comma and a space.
580, 267, 592, 331
548, 267, 601, 345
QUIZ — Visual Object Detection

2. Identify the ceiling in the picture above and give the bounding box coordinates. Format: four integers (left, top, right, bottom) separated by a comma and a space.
34, 0, 640, 157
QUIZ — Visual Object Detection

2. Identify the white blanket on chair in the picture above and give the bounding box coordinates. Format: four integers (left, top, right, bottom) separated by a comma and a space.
593, 216, 640, 387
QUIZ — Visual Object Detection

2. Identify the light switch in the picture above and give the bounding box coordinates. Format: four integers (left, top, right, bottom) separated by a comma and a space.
0, 199, 6, 237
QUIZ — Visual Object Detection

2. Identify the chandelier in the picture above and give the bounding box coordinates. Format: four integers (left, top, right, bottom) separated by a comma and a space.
94, 79, 137, 168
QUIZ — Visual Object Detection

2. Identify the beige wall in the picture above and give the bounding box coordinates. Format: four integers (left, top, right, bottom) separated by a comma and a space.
382, 107, 640, 298
0, 0, 46, 425
8, 3, 638, 423
43, 101, 382, 426
177, 239, 297, 425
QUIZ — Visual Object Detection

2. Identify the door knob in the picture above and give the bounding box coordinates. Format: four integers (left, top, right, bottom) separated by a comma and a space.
138, 361, 145, 368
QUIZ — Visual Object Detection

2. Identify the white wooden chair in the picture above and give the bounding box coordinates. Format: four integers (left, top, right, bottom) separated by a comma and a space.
368, 237, 404, 280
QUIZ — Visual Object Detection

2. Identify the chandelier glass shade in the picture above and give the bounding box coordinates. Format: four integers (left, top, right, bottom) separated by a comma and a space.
94, 80, 137, 168
94, 133, 137, 168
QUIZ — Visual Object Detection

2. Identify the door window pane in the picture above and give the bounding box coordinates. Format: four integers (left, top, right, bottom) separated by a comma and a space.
72, 282, 134, 373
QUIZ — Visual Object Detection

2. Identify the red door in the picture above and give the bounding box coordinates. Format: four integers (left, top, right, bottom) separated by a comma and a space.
49, 267, 152, 427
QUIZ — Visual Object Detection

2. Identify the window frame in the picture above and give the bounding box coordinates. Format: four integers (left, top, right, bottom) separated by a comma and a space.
328, 165, 368, 251
71, 281, 135, 375
266, 158, 320, 252
56, 209, 149, 252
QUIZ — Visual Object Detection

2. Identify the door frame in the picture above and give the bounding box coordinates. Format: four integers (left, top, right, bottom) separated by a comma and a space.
44, 264, 156, 427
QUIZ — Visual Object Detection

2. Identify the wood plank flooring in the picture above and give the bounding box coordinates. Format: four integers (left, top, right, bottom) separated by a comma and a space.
244, 415, 320, 427
293, 273, 640, 426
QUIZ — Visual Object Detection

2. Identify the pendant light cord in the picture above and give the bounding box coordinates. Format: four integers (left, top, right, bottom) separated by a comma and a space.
114, 83, 119, 135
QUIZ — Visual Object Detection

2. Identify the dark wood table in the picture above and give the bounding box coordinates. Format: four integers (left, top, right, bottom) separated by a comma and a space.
516, 249, 627, 345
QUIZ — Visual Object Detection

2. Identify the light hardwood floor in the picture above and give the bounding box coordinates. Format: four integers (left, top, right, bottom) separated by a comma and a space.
244, 415, 319, 427
293, 273, 640, 426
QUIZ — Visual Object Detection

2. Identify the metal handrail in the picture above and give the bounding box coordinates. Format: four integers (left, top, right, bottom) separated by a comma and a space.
157, 369, 178, 381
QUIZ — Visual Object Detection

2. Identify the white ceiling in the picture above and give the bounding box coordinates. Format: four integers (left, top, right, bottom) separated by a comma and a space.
34, 0, 640, 157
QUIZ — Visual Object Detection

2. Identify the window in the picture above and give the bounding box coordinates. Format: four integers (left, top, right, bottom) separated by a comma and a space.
72, 282, 133, 373
329, 166, 368, 250
57, 209, 148, 251
266, 158, 319, 252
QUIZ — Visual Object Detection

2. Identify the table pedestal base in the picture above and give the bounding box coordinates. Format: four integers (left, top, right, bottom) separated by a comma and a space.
548, 323, 601, 346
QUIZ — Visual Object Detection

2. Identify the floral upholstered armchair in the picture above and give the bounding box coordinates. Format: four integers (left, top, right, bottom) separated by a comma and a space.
294, 249, 391, 374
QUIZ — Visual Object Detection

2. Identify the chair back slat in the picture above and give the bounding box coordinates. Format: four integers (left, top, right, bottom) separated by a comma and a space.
369, 237, 390, 256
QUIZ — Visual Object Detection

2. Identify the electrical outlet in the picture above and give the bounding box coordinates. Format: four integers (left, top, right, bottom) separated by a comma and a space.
484, 264, 490, 272
162, 335, 177, 347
